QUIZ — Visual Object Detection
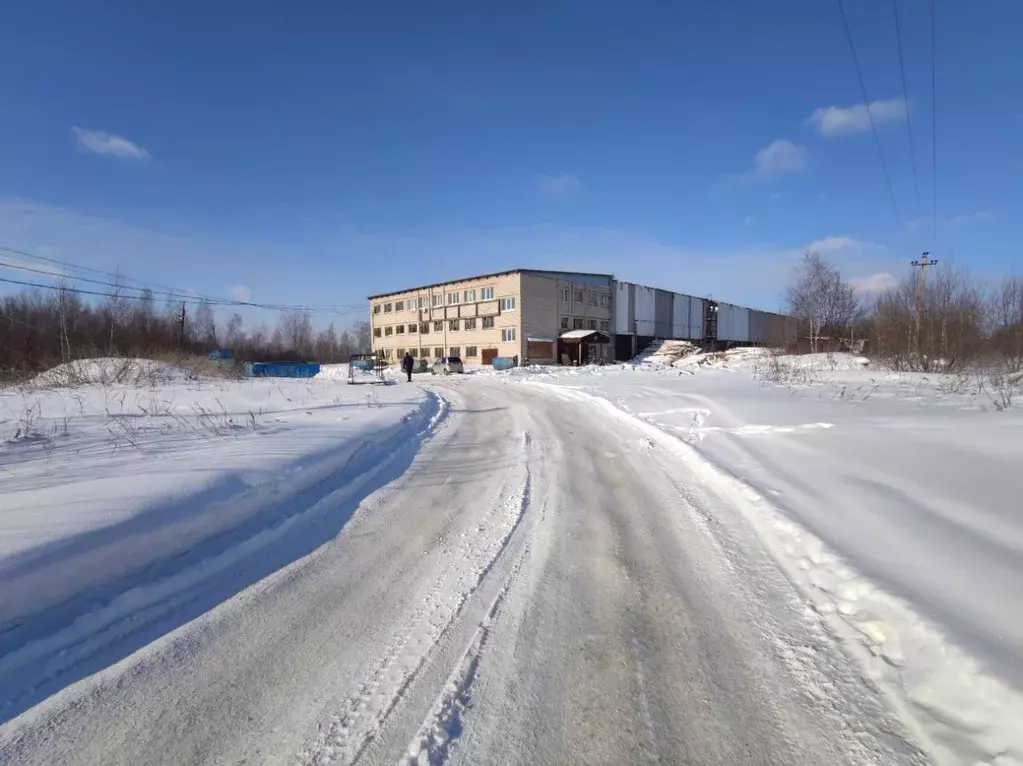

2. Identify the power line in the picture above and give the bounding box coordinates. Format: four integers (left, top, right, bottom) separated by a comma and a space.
837, 0, 903, 228
930, 0, 938, 246
0, 245, 365, 314
892, 0, 921, 218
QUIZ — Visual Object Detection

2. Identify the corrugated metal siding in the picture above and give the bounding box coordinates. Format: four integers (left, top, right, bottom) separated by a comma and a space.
748, 310, 769, 343
634, 285, 656, 337
689, 297, 704, 340
672, 293, 691, 338
654, 289, 673, 337
615, 281, 631, 333
246, 362, 321, 378
733, 307, 750, 342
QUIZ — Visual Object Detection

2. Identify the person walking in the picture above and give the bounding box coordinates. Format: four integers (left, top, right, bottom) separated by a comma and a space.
401, 351, 414, 383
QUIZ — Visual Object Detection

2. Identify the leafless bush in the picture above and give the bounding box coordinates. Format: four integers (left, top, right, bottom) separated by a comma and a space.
988, 276, 1023, 373
868, 265, 985, 373
753, 351, 817, 387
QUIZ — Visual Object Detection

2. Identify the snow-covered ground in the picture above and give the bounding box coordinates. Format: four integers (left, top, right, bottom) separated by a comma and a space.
509, 350, 1023, 765
2, 353, 1020, 765
0, 359, 434, 724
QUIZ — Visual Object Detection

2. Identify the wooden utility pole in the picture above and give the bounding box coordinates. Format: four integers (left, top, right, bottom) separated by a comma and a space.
910, 252, 937, 353
178, 302, 186, 349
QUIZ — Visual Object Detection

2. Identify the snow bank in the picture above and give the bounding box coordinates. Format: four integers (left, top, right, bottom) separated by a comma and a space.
632, 339, 700, 366
30, 358, 189, 387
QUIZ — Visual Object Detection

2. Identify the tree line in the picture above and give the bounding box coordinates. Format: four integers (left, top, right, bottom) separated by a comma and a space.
0, 283, 370, 378
786, 250, 1023, 373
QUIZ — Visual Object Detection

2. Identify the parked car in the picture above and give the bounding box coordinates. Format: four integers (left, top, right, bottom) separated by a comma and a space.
431, 356, 464, 375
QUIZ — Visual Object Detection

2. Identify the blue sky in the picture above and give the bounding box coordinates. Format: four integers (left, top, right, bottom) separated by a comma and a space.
1, 0, 1020, 328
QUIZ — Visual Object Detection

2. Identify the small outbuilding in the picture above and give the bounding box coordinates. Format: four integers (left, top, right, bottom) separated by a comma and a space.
558, 330, 611, 366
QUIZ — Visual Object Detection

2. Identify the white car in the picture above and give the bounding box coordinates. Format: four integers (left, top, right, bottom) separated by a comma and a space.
431, 357, 464, 375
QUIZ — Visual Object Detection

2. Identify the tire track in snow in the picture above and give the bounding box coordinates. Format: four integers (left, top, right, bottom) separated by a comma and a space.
299, 432, 534, 766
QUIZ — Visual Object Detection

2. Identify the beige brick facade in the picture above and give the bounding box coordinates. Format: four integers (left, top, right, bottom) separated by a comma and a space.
368, 270, 613, 364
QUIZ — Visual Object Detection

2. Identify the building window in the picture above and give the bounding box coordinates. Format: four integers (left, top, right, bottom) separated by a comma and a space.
434, 321, 443, 332
447, 292, 459, 305
482, 316, 494, 329
449, 320, 459, 332
501, 328, 516, 342
373, 305, 381, 314
464, 318, 477, 330
464, 289, 476, 303
588, 319, 597, 330
408, 324, 417, 334
465, 346, 478, 357
560, 317, 569, 330
600, 295, 610, 307
395, 324, 405, 334
420, 323, 430, 334
395, 300, 404, 311
480, 287, 494, 301
588, 292, 598, 306
396, 347, 405, 358
561, 288, 569, 302
434, 347, 444, 358
385, 326, 394, 336
449, 347, 460, 358
573, 291, 583, 303
432, 295, 441, 307
499, 297, 516, 311
373, 327, 382, 338
384, 302, 393, 312
600, 320, 610, 331
573, 317, 584, 330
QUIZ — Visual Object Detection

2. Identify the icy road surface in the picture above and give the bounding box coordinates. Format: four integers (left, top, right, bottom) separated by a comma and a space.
1, 376, 928, 764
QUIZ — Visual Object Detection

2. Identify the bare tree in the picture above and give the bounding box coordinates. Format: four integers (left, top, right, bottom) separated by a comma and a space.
989, 276, 1023, 372
192, 299, 218, 348
225, 312, 245, 348
869, 265, 984, 372
785, 250, 861, 352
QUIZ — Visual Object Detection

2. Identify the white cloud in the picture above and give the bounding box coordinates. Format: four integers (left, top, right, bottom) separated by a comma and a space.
72, 127, 151, 160
754, 139, 808, 175
715, 139, 808, 193
907, 210, 994, 230
229, 285, 252, 301
742, 216, 755, 227
807, 97, 908, 137
851, 272, 899, 292
535, 174, 580, 200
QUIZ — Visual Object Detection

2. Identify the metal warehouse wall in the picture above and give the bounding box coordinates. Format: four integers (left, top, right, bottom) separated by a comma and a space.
612, 279, 789, 349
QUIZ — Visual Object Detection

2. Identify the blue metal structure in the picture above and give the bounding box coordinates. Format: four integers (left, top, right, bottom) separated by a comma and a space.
245, 362, 321, 378
491, 357, 517, 371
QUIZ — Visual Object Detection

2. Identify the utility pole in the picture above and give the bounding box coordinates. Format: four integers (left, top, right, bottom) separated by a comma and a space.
910, 252, 937, 355
178, 302, 186, 349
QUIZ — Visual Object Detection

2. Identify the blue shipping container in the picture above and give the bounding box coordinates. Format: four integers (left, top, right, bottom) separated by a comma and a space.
245, 362, 321, 378
491, 357, 517, 371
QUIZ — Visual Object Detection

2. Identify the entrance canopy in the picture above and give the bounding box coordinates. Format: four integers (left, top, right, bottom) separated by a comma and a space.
558, 330, 611, 343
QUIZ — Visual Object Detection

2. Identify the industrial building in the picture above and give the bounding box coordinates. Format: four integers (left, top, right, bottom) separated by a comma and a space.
368, 269, 794, 365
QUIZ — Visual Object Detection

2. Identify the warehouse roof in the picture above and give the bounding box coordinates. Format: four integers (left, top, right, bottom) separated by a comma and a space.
367, 269, 614, 300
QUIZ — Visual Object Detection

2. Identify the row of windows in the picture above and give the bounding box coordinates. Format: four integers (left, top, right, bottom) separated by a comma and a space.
374, 287, 498, 314
560, 289, 610, 307
387, 346, 480, 359
373, 317, 496, 337
560, 317, 611, 332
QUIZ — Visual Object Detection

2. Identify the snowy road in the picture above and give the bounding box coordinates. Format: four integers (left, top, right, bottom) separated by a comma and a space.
1, 377, 924, 764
